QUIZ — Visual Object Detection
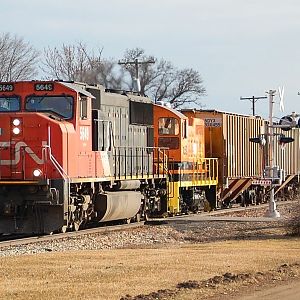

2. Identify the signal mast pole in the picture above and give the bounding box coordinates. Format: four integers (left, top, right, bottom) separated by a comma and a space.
240, 95, 267, 116
266, 89, 280, 218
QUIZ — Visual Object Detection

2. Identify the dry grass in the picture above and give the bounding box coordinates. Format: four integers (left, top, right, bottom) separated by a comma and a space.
0, 238, 299, 300
286, 202, 300, 236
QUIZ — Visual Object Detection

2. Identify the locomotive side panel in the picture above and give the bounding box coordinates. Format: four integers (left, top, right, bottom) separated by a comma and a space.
88, 86, 155, 179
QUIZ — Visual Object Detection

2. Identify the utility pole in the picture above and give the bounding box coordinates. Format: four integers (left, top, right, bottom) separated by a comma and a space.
118, 58, 155, 93
240, 95, 267, 116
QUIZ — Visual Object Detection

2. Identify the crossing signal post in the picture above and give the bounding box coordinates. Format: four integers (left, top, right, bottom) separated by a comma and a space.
266, 89, 281, 217
266, 90, 298, 217
250, 89, 297, 218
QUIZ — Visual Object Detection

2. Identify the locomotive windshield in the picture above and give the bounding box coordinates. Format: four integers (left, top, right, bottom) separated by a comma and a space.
0, 96, 20, 112
25, 95, 73, 119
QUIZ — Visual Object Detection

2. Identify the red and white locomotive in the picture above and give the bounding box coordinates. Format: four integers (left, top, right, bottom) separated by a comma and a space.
0, 81, 169, 233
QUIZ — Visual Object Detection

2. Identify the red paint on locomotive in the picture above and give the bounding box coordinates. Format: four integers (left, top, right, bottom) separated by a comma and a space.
0, 81, 107, 182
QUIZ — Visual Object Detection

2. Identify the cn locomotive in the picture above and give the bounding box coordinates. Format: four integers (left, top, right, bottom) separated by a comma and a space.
0, 81, 170, 233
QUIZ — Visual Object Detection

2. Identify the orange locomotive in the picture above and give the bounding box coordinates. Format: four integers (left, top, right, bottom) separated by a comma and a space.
153, 103, 218, 213
0, 81, 168, 234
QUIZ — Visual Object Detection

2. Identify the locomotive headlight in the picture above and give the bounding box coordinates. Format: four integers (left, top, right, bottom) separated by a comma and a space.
33, 169, 42, 177
12, 127, 21, 135
12, 119, 21, 126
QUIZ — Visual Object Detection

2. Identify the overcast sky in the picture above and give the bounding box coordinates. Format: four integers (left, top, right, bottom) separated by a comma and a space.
2, 0, 300, 118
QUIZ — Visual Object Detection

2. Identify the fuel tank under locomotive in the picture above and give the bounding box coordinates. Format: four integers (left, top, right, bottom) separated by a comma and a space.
94, 191, 141, 222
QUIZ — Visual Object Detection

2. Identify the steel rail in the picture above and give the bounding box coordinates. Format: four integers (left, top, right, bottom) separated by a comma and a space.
0, 221, 145, 249
0, 200, 295, 249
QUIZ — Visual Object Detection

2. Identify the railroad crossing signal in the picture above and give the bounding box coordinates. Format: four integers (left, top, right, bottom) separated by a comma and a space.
250, 134, 294, 146
249, 135, 266, 146
277, 112, 300, 131
278, 134, 294, 145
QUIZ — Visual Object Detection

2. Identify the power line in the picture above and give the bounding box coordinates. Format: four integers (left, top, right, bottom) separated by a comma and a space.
118, 58, 155, 93
240, 95, 267, 116
118, 58, 155, 79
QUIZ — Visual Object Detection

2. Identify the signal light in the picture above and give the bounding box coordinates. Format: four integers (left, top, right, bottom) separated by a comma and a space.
249, 137, 261, 143
249, 136, 266, 146
278, 135, 294, 144
279, 116, 293, 131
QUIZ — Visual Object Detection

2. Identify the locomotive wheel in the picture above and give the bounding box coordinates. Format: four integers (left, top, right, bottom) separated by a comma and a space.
124, 218, 131, 224
74, 221, 81, 231
144, 212, 150, 222
135, 213, 141, 223
61, 225, 67, 233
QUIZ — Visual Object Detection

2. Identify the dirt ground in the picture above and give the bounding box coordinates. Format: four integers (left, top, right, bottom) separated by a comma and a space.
0, 239, 299, 299
0, 201, 299, 300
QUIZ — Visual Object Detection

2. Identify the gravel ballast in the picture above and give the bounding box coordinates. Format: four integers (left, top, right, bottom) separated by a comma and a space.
0, 200, 298, 257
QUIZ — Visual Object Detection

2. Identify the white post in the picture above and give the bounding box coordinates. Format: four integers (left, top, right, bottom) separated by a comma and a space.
266, 89, 280, 218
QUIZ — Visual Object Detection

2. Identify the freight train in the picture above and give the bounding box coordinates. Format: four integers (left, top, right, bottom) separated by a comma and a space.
0, 80, 299, 234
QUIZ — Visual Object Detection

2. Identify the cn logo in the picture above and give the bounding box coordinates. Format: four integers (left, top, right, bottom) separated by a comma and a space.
0, 141, 45, 165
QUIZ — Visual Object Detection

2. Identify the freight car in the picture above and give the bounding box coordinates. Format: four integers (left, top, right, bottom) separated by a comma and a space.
0, 81, 168, 234
181, 109, 300, 207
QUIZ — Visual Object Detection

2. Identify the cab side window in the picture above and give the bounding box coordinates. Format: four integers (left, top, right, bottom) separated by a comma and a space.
158, 117, 179, 135
80, 96, 88, 119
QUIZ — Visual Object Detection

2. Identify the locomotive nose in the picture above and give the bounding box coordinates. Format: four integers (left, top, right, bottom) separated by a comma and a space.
0, 114, 47, 180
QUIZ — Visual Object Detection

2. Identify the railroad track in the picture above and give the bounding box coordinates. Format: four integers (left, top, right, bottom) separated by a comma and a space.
0, 221, 145, 249
0, 200, 293, 249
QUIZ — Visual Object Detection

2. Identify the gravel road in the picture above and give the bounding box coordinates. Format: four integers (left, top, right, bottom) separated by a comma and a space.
233, 280, 300, 300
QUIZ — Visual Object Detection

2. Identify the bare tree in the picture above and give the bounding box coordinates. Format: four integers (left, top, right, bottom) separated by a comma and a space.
42, 43, 89, 81
0, 33, 39, 81
42, 44, 206, 107
120, 47, 206, 108
42, 43, 124, 88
